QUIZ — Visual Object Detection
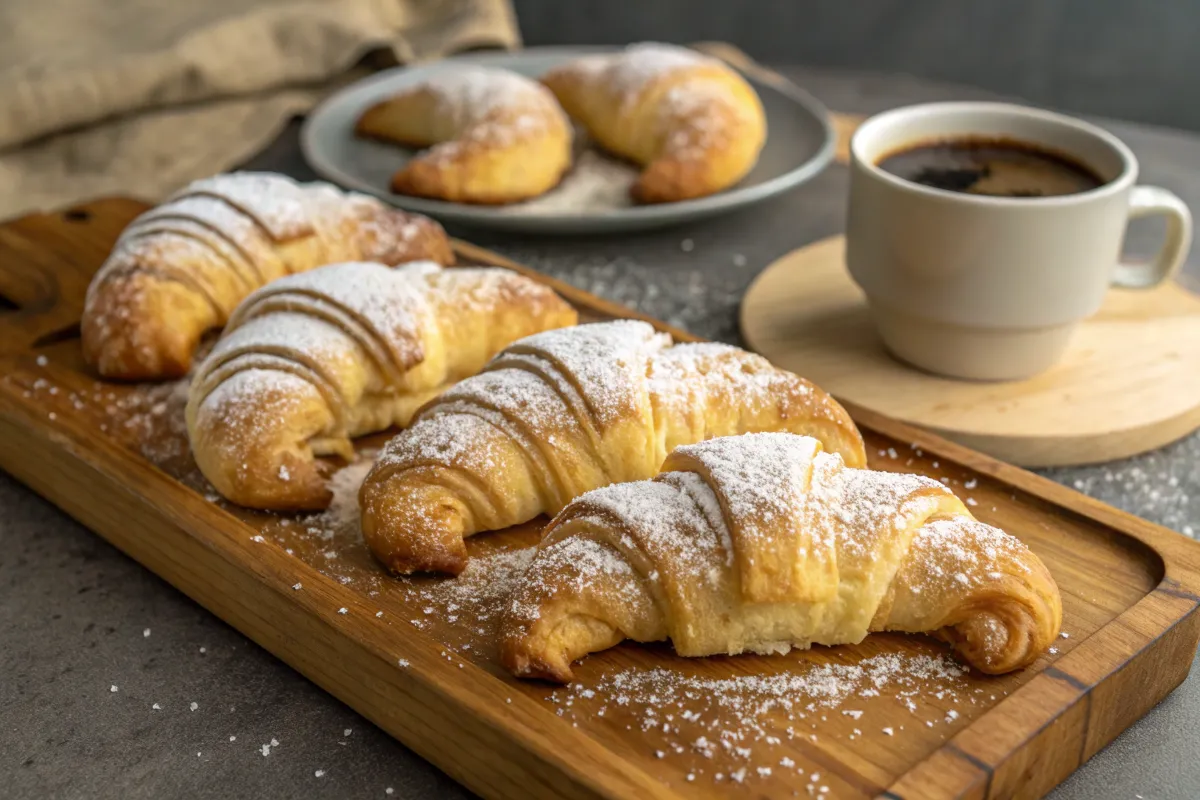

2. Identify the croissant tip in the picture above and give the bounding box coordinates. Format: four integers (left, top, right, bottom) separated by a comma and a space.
217, 478, 333, 512
82, 328, 194, 382
383, 551, 468, 577
502, 650, 574, 684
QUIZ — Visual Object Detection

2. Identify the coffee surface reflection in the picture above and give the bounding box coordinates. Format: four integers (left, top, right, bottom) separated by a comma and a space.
877, 138, 1105, 198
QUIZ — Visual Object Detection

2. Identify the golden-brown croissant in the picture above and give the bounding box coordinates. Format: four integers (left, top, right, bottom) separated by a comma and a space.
359, 321, 866, 575
82, 171, 454, 381
501, 432, 1062, 681
356, 67, 573, 204
541, 43, 767, 203
186, 261, 577, 510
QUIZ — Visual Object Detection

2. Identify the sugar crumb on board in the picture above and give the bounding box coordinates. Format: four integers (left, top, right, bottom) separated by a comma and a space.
546, 651, 971, 786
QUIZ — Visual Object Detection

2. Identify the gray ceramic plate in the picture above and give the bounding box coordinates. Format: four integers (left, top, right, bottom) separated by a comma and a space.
300, 46, 835, 234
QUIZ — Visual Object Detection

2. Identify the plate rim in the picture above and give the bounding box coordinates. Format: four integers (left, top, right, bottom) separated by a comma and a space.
299, 44, 836, 231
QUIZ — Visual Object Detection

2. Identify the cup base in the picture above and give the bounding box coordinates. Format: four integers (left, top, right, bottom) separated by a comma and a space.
869, 304, 1075, 382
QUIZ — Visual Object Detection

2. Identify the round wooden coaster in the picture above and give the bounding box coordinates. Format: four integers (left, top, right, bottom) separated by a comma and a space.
740, 236, 1200, 467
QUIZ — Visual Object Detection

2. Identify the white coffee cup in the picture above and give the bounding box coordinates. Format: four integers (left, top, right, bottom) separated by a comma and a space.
846, 101, 1193, 381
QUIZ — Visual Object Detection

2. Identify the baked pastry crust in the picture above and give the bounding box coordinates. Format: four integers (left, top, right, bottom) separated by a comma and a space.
501, 432, 1063, 681
541, 43, 767, 203
82, 172, 453, 381
359, 321, 866, 575
186, 261, 577, 510
356, 67, 573, 205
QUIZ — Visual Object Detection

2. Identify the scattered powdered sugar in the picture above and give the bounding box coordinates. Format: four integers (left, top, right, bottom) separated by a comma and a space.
670, 433, 822, 532
319, 458, 378, 534
647, 343, 843, 437
432, 266, 563, 319
377, 412, 504, 476
210, 261, 438, 387
405, 548, 536, 635
497, 320, 670, 428
595, 42, 714, 106
497, 149, 637, 215
907, 517, 1033, 590
570, 476, 728, 579
420, 66, 555, 125
78, 376, 196, 472
384, 321, 671, 477
549, 651, 970, 785
509, 536, 646, 628
827, 456, 952, 559
173, 172, 312, 242
407, 67, 567, 164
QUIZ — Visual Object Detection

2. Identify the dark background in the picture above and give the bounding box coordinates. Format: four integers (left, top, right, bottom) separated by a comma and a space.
512, 0, 1200, 132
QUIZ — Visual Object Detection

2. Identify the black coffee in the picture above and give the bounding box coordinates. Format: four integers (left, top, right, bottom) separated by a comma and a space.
876, 137, 1105, 197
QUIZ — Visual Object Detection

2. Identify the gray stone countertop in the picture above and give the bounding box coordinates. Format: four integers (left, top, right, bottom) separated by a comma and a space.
3, 66, 1198, 799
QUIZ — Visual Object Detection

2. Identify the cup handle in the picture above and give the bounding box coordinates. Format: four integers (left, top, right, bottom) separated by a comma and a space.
1112, 185, 1193, 289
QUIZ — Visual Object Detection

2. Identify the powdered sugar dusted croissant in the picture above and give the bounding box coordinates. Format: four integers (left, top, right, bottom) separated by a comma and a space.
83, 172, 453, 380
359, 321, 866, 575
501, 433, 1062, 681
541, 43, 767, 203
356, 67, 573, 204
186, 261, 576, 510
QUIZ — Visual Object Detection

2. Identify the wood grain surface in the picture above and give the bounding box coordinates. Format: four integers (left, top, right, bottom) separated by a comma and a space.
1, 198, 1199, 800
739, 235, 1200, 468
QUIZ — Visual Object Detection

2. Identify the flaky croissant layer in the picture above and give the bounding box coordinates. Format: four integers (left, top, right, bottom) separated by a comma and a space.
359, 320, 866, 575
186, 260, 576, 510
541, 43, 767, 203
500, 432, 1062, 681
356, 67, 573, 205
83, 171, 454, 380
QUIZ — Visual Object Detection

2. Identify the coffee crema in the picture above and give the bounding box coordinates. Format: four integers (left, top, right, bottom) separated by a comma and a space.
876, 137, 1105, 198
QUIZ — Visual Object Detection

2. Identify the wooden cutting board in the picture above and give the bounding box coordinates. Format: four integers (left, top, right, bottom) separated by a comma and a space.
2, 198, 1200, 800
740, 235, 1200, 468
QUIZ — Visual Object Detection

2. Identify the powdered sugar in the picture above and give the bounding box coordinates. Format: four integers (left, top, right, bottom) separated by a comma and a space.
597, 42, 714, 106
94, 174, 444, 344
389, 321, 668, 471
322, 458, 378, 533
506, 432, 1049, 676
225, 261, 435, 365
376, 413, 504, 475
172, 172, 313, 242
499, 320, 670, 428
908, 517, 1033, 589
408, 67, 568, 164
10, 351, 1055, 790
508, 536, 647, 628
421, 67, 556, 124
647, 343, 844, 438
549, 651, 970, 785
405, 547, 537, 643
497, 149, 637, 215
577, 478, 725, 566
670, 433, 821, 531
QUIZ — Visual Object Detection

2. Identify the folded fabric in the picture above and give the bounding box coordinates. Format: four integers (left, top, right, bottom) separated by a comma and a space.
0, 0, 520, 218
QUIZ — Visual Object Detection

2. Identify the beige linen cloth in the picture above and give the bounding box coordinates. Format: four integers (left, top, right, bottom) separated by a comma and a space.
0, 0, 520, 218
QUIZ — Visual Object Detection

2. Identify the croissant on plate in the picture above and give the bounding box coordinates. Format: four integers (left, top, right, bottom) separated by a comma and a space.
359, 320, 866, 575
82, 171, 453, 381
356, 67, 573, 204
501, 432, 1063, 681
186, 261, 577, 510
541, 43, 767, 203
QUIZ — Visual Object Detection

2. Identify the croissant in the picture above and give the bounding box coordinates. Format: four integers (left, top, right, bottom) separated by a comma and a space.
82, 171, 454, 381
541, 43, 767, 203
359, 320, 866, 575
356, 67, 573, 204
186, 261, 577, 510
501, 432, 1062, 681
